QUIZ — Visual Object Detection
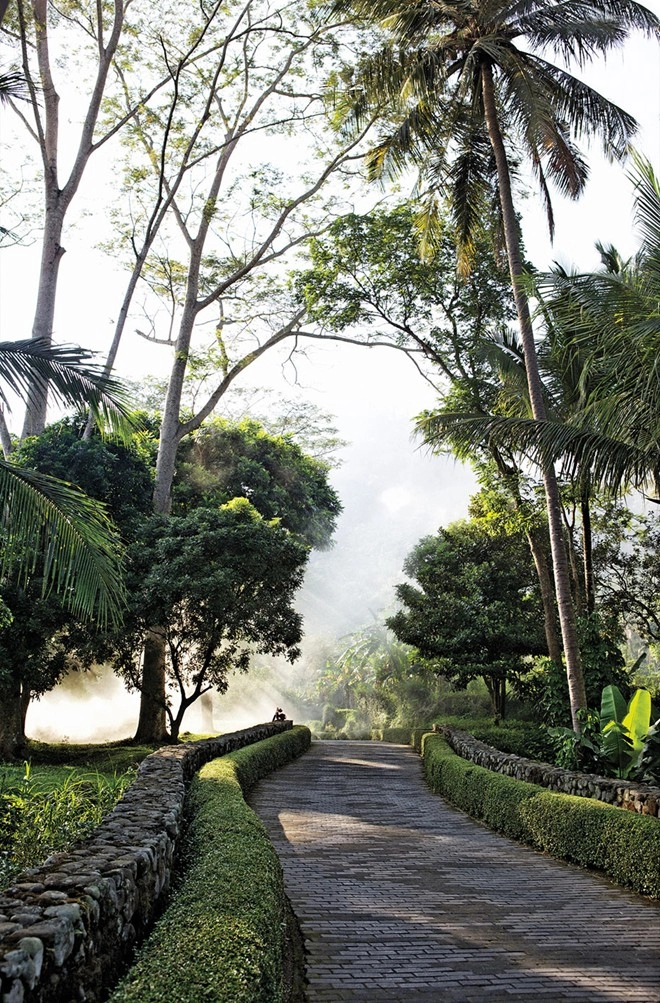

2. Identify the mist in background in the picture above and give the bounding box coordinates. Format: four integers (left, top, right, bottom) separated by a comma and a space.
27, 342, 475, 740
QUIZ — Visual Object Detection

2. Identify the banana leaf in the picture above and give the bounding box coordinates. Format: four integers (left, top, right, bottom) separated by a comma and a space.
622, 688, 652, 758
600, 684, 627, 726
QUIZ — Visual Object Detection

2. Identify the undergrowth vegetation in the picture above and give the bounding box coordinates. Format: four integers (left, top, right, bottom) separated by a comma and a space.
0, 764, 135, 888
0, 741, 154, 889
110, 726, 311, 1003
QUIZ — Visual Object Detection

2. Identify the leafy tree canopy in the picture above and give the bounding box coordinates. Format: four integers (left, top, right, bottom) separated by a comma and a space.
387, 520, 546, 715
173, 417, 342, 550
103, 498, 309, 739
15, 418, 155, 541
296, 203, 515, 387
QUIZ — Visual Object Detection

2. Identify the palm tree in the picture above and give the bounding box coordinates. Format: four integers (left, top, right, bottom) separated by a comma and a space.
425, 156, 660, 502
330, 0, 659, 730
0, 338, 133, 625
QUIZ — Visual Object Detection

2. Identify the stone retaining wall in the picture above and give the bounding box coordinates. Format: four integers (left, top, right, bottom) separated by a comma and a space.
438, 725, 660, 818
0, 721, 291, 1003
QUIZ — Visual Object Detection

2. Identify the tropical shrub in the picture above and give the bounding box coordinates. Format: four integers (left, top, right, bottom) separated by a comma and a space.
548, 685, 660, 781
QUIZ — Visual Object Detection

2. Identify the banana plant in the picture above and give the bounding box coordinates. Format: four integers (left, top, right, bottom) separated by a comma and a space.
600, 685, 655, 780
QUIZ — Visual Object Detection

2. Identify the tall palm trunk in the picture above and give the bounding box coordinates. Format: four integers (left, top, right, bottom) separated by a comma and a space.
492, 454, 563, 664
580, 485, 595, 614
481, 63, 587, 731
526, 526, 563, 665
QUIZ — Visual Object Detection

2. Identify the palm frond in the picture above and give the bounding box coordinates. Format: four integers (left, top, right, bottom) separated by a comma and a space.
0, 339, 136, 438
528, 55, 638, 159
417, 410, 660, 493
0, 460, 126, 626
0, 70, 30, 105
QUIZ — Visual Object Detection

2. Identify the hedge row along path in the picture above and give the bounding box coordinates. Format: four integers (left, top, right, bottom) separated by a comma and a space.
248, 741, 660, 1003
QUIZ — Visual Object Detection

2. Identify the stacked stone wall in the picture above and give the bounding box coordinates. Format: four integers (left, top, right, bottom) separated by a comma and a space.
0, 721, 291, 1003
438, 725, 660, 818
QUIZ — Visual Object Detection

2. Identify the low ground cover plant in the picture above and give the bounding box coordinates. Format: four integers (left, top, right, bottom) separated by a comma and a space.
0, 763, 135, 887
0, 740, 155, 888
421, 733, 660, 898
109, 725, 311, 1003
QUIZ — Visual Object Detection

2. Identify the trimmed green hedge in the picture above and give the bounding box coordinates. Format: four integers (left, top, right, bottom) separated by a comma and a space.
109, 726, 311, 1003
422, 733, 660, 898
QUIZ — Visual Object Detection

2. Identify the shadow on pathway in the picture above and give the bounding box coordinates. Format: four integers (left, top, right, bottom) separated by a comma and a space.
248, 740, 660, 1003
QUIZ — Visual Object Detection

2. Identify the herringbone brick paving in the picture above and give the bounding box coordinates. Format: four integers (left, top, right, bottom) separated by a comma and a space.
248, 741, 660, 1002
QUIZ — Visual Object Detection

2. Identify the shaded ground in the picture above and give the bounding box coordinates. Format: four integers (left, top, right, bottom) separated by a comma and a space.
248, 740, 660, 1003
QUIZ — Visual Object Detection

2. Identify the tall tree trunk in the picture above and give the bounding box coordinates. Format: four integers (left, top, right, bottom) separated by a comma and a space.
526, 526, 563, 665
21, 206, 66, 437
133, 627, 168, 743
481, 63, 587, 731
134, 263, 200, 740
580, 486, 595, 614
200, 692, 215, 732
0, 672, 27, 761
18, 0, 125, 437
492, 453, 563, 665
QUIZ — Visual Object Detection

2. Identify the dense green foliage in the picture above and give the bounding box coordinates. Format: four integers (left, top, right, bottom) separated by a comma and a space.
175, 418, 341, 550
0, 342, 134, 626
16, 420, 155, 541
0, 423, 155, 760
388, 521, 546, 716
109, 726, 311, 1003
103, 499, 309, 739
434, 717, 555, 764
421, 734, 660, 898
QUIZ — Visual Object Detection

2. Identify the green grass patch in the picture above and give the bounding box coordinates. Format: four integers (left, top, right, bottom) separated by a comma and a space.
19, 739, 159, 774
422, 734, 660, 898
109, 725, 311, 1003
0, 764, 135, 888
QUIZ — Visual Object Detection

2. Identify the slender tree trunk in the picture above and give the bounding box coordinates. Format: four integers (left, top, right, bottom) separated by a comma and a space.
0, 672, 27, 761
134, 250, 201, 740
18, 0, 125, 437
484, 676, 506, 719
481, 63, 587, 731
200, 692, 215, 732
581, 487, 595, 614
21, 206, 66, 437
526, 527, 563, 664
492, 455, 563, 664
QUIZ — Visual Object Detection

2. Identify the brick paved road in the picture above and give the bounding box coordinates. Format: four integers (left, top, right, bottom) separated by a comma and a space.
248, 741, 660, 1003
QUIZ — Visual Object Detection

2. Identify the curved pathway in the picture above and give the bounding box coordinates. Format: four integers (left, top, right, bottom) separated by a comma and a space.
248, 741, 660, 1003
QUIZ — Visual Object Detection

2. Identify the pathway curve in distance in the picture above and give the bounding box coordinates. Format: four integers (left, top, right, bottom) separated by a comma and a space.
248, 740, 660, 1002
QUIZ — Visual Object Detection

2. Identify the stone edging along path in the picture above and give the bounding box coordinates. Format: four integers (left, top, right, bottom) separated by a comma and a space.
438, 725, 660, 817
0, 720, 291, 1003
